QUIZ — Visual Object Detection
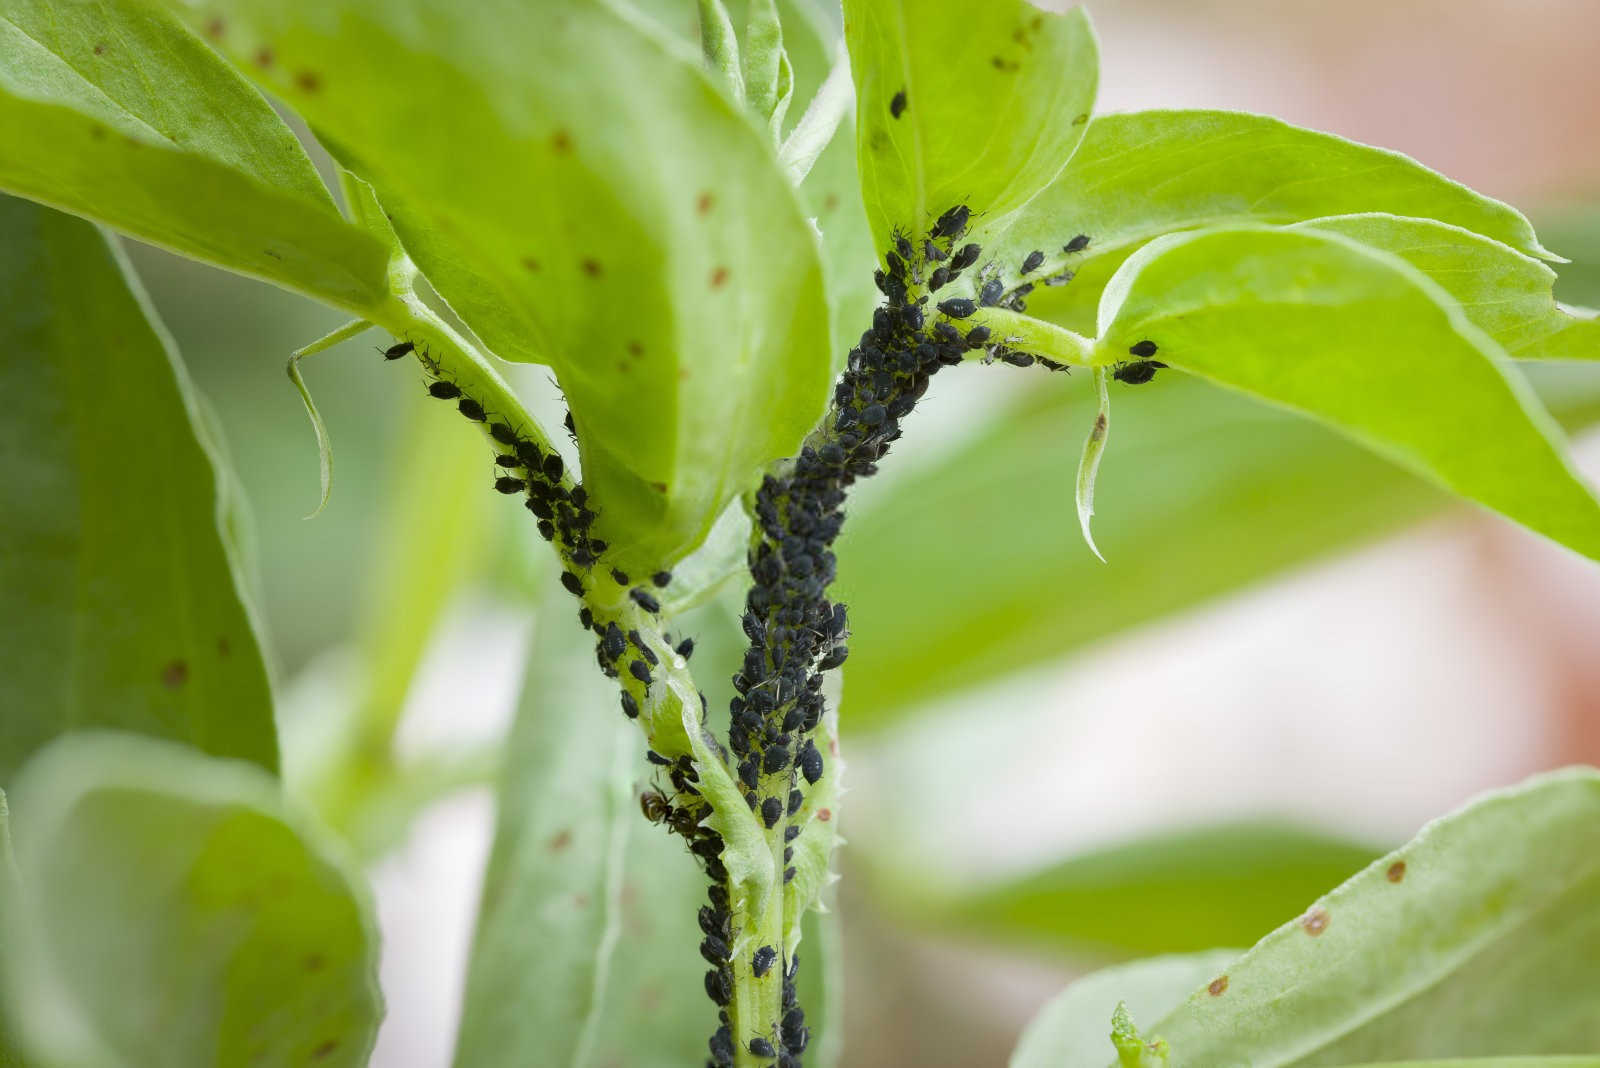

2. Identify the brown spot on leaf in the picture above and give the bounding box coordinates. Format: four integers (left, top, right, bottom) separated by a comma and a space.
552, 129, 573, 154
616, 361, 630, 373
253, 47, 274, 68
817, 808, 831, 821
709, 266, 729, 289
293, 70, 321, 93
627, 340, 644, 358
217, 636, 231, 657
574, 893, 589, 908
581, 258, 603, 278
823, 193, 839, 212
650, 481, 668, 493
1301, 907, 1330, 936
90, 125, 106, 140
696, 191, 715, 215
204, 16, 225, 38
1387, 861, 1407, 883
304, 953, 326, 973
311, 1040, 338, 1060
521, 256, 541, 273
161, 660, 189, 689
1072, 112, 1090, 125
1208, 976, 1228, 996
1093, 413, 1107, 434
92, 42, 107, 55
548, 829, 572, 852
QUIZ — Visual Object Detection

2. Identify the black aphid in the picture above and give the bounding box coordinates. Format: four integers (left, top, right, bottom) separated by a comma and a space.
1022, 249, 1045, 273
382, 340, 414, 360
1063, 233, 1091, 253
629, 659, 653, 685
560, 571, 584, 596
1128, 339, 1159, 358
751, 945, 778, 978
799, 741, 824, 784
493, 476, 525, 495
938, 298, 975, 319
458, 398, 487, 422
630, 588, 661, 613
427, 381, 461, 400
889, 89, 908, 119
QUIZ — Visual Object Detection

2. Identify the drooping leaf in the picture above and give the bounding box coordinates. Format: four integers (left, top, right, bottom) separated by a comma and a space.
1095, 225, 1600, 561
1139, 768, 1600, 1064
454, 585, 711, 1068
1004, 110, 1557, 334
1011, 952, 1240, 1068
0, 0, 390, 310
924, 823, 1380, 960
188, 0, 834, 572
843, 0, 1098, 249
0, 196, 277, 783
1292, 214, 1600, 361
3, 731, 381, 1068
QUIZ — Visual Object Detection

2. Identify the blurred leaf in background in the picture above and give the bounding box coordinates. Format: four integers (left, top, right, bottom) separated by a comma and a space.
4, 732, 381, 1068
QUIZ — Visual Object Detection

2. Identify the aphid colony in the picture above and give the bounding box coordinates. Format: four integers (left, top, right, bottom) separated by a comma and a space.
381, 207, 1162, 1066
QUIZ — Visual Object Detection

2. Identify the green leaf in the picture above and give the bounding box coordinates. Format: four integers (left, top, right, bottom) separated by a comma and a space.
0, 197, 277, 783
1292, 215, 1600, 361
1139, 768, 1600, 1064
1011, 952, 1239, 1068
0, 0, 390, 311
925, 823, 1379, 960
455, 589, 712, 1068
843, 0, 1098, 249
0, 790, 26, 1068
192, 0, 834, 571
1008, 110, 1556, 335
3, 731, 381, 1068
1095, 225, 1600, 561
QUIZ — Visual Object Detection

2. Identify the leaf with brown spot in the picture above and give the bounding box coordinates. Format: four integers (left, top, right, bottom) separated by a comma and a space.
188, 0, 832, 570
0, 0, 390, 310
0, 201, 277, 781
1138, 769, 1600, 1065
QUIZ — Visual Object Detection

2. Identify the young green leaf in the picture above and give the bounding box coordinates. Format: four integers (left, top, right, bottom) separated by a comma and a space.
0, 0, 390, 311
1139, 768, 1600, 1064
0, 197, 277, 783
3, 731, 381, 1068
1096, 226, 1600, 562
843, 0, 1098, 249
1011, 952, 1241, 1068
1007, 110, 1557, 334
454, 590, 712, 1068
1291, 214, 1600, 361
187, 0, 834, 572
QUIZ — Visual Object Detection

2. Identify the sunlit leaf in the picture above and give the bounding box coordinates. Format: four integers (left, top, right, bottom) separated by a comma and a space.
1005, 110, 1556, 335
0, 0, 389, 310
843, 0, 1098, 249
1293, 214, 1600, 361
1096, 225, 1600, 561
188, 0, 833, 571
